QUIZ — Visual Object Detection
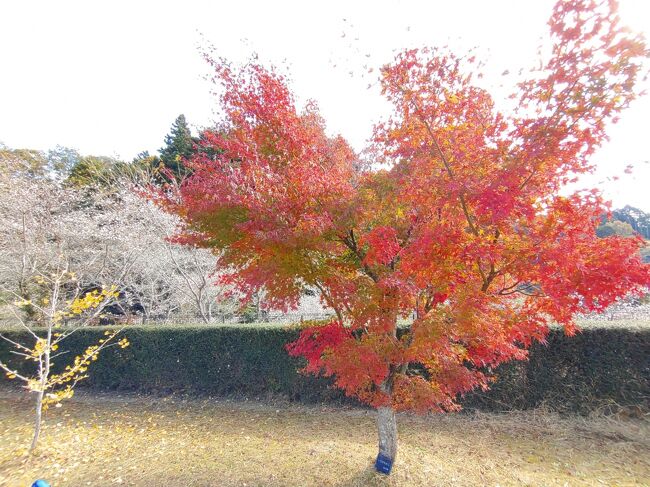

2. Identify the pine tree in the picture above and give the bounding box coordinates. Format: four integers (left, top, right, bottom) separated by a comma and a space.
159, 114, 194, 178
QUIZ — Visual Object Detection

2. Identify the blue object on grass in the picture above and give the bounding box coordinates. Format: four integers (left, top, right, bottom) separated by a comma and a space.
375, 453, 393, 474
32, 480, 51, 487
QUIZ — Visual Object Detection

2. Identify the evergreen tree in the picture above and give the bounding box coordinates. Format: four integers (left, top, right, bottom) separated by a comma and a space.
159, 114, 195, 178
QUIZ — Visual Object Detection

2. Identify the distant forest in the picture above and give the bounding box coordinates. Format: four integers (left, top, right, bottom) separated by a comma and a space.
609, 206, 650, 239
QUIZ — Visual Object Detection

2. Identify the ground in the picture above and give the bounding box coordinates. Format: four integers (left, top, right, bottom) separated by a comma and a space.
0, 391, 648, 486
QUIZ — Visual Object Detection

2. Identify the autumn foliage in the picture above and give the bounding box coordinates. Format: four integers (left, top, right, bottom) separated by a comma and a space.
156, 0, 649, 413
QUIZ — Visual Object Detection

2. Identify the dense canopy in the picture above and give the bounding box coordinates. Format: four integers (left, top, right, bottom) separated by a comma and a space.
156, 0, 650, 412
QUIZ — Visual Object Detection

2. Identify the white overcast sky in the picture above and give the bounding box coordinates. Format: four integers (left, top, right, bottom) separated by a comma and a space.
1, 0, 649, 210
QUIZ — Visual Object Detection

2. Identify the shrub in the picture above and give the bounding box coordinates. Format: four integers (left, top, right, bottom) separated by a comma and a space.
1, 325, 647, 413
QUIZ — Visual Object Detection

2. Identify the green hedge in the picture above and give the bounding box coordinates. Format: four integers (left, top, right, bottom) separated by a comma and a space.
461, 327, 650, 413
0, 326, 347, 404
1, 325, 648, 413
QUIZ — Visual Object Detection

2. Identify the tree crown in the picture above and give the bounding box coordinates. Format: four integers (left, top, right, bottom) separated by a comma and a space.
155, 0, 650, 411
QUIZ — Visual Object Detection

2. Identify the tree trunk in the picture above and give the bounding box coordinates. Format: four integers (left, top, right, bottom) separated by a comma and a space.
375, 304, 400, 474
32, 318, 52, 453
30, 389, 44, 453
376, 405, 398, 472
198, 305, 209, 324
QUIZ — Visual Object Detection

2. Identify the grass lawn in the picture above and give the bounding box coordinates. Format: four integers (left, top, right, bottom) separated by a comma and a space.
0, 391, 648, 486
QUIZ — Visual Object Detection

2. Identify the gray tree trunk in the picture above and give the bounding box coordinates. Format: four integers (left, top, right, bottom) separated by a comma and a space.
30, 389, 44, 453
376, 405, 398, 465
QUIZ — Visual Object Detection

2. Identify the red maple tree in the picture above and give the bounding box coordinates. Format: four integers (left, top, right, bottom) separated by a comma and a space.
155, 0, 649, 470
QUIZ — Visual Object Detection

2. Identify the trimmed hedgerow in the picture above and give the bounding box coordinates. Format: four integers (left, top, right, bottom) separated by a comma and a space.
524, 327, 649, 413
0, 325, 648, 413
0, 325, 348, 404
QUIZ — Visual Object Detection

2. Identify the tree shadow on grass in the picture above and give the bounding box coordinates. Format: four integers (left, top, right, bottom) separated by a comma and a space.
333, 464, 399, 487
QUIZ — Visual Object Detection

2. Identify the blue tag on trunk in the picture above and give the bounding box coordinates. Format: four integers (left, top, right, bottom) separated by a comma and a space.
375, 453, 393, 474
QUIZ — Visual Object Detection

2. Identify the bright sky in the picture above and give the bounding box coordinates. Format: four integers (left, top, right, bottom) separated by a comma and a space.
1, 0, 648, 210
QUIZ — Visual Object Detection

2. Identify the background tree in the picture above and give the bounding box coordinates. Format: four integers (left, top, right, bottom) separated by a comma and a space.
132, 150, 162, 178
157, 0, 650, 473
598, 207, 650, 263
0, 253, 129, 452
0, 147, 49, 179
66, 154, 125, 187
0, 147, 233, 327
46, 145, 81, 180
159, 114, 195, 179
612, 206, 650, 239
596, 220, 636, 238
